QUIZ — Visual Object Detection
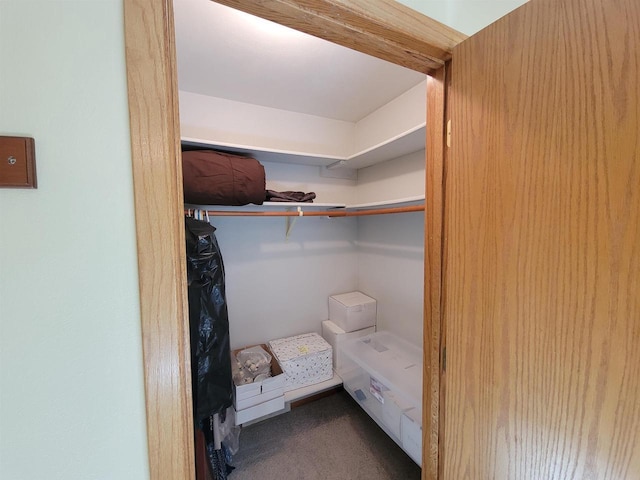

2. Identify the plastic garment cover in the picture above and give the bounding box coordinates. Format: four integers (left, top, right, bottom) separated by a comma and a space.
202, 416, 234, 479
185, 216, 233, 426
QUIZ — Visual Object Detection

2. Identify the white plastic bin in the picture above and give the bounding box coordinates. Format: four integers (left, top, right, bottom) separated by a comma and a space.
339, 331, 422, 464
321, 320, 375, 374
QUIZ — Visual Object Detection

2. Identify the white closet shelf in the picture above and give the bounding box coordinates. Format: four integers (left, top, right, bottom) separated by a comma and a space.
347, 195, 425, 210
192, 202, 347, 211
186, 196, 424, 215
181, 123, 425, 170
345, 124, 426, 170
263, 201, 345, 208
182, 137, 343, 167
283, 372, 343, 404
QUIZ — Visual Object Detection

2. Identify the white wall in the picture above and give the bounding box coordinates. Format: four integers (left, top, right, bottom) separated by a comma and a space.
264, 161, 357, 205
355, 154, 425, 347
178, 78, 426, 167
210, 162, 358, 349
355, 149, 426, 205
356, 212, 424, 348
0, 2, 149, 479
216, 211, 423, 351
216, 215, 359, 350
353, 81, 427, 155
397, 0, 529, 36
179, 91, 354, 160
213, 156, 424, 350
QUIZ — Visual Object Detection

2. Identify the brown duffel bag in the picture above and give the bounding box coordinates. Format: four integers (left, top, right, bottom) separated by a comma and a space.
182, 149, 266, 206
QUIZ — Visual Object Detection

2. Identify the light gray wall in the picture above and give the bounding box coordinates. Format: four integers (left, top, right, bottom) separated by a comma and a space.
215, 155, 425, 350
215, 215, 359, 349
356, 212, 424, 348
397, 0, 529, 36
0, 2, 149, 479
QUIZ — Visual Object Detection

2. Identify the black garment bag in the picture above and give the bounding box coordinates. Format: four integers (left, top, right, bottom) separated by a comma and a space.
185, 216, 233, 479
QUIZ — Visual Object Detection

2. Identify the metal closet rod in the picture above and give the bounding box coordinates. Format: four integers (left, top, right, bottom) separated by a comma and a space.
184, 204, 424, 217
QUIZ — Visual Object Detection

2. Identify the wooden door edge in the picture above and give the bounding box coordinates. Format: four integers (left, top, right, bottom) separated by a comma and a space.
437, 63, 452, 480
423, 64, 448, 480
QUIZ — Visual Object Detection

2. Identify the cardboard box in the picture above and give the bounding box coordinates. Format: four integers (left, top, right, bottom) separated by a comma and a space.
232, 344, 285, 406
321, 320, 375, 374
328, 291, 376, 332
268, 333, 333, 392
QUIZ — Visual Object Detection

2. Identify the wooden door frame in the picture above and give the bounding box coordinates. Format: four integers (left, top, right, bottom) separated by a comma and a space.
123, 1, 462, 479
124, 0, 193, 478
424, 64, 449, 480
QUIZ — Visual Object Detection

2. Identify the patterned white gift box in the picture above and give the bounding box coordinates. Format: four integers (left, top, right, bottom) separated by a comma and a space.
268, 332, 333, 392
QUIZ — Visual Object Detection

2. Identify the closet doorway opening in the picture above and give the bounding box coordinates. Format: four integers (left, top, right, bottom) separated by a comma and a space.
123, 1, 461, 479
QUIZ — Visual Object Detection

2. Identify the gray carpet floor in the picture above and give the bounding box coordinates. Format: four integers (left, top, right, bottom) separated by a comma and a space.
229, 389, 421, 480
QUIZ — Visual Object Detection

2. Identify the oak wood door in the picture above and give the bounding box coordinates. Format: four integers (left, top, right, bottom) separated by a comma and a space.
442, 0, 640, 478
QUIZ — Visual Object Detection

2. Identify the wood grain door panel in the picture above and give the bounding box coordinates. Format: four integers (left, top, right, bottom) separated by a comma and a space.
443, 0, 640, 478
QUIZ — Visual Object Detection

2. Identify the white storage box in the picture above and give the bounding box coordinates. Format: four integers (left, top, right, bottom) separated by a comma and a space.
339, 331, 422, 465
231, 344, 286, 423
328, 291, 376, 332
321, 320, 375, 374
235, 395, 286, 425
268, 333, 333, 392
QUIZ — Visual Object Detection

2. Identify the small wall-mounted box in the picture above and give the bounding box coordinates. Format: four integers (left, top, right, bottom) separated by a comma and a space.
0, 136, 37, 188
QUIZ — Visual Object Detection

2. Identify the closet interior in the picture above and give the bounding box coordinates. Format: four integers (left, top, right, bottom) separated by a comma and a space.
127, 0, 640, 478
175, 0, 429, 474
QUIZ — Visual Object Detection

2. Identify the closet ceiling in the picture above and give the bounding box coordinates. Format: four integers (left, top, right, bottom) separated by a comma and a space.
174, 1, 427, 123
174, 0, 529, 124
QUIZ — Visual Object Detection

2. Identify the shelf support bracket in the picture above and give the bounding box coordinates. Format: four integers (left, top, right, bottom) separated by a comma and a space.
285, 206, 304, 240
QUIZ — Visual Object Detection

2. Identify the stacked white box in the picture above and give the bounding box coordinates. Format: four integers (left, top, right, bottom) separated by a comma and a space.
268, 333, 333, 392
321, 320, 375, 375
235, 396, 286, 425
339, 331, 422, 465
231, 344, 286, 425
328, 291, 376, 332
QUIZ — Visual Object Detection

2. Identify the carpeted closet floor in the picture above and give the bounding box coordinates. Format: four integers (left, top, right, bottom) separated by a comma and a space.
229, 389, 421, 480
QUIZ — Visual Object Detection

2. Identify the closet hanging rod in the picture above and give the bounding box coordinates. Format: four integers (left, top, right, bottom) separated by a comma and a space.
184, 205, 424, 218
348, 205, 424, 216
